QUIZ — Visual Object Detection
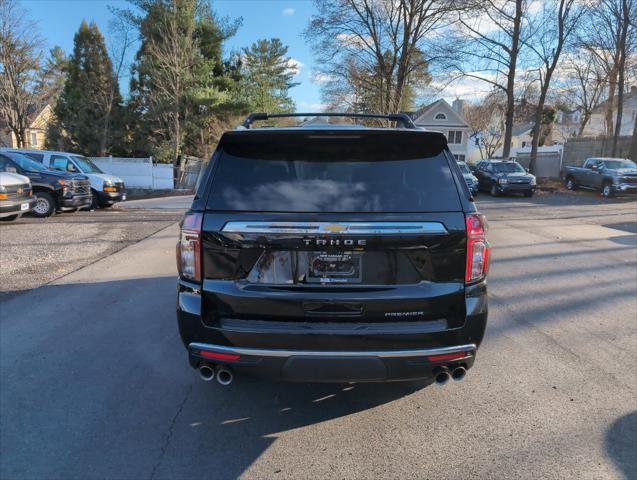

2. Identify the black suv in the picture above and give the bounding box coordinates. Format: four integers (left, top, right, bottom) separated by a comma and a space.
0, 152, 92, 217
177, 113, 490, 385
474, 159, 536, 197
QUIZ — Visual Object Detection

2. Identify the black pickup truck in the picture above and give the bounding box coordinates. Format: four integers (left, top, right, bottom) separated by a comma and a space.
0, 151, 92, 216
176, 113, 490, 386
564, 157, 637, 197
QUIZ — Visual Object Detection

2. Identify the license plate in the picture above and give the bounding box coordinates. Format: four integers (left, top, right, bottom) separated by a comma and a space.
307, 252, 362, 283
20, 203, 29, 211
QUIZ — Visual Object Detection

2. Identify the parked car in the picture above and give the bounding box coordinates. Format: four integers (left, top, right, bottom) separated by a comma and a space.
0, 152, 92, 217
474, 159, 536, 197
564, 157, 637, 197
457, 161, 479, 195
1, 149, 126, 208
0, 171, 36, 222
177, 112, 490, 386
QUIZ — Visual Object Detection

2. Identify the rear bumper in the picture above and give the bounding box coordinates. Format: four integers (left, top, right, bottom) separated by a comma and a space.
177, 279, 488, 382
0, 196, 36, 217
189, 342, 476, 382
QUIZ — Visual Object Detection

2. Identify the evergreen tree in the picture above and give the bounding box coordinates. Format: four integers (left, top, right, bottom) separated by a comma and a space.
240, 38, 299, 113
53, 21, 122, 155
126, 0, 244, 161
37, 46, 69, 107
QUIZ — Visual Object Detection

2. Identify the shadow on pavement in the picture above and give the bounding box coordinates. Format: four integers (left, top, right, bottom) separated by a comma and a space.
0, 276, 430, 480
161, 377, 430, 479
605, 411, 637, 480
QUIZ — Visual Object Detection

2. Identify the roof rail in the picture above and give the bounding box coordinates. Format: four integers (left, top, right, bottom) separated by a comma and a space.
241, 112, 417, 129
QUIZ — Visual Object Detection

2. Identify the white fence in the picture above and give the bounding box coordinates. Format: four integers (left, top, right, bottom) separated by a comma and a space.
91, 157, 174, 190
511, 145, 564, 178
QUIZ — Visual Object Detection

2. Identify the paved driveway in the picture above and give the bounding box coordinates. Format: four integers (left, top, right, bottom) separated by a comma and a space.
1, 193, 635, 479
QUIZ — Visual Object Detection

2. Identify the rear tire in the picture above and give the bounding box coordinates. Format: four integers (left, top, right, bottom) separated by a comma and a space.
490, 184, 500, 197
565, 176, 577, 190
601, 182, 614, 198
32, 192, 56, 217
0, 214, 19, 222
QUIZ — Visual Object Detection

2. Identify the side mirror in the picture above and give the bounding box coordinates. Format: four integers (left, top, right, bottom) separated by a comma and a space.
525, 167, 530, 173
591, 164, 599, 171
5, 166, 17, 173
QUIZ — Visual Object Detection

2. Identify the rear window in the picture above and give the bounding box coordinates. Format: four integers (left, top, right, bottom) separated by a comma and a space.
207, 140, 461, 213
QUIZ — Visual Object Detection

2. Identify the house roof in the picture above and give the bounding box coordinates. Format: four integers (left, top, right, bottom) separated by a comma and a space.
0, 104, 51, 130
512, 123, 534, 136
409, 99, 468, 128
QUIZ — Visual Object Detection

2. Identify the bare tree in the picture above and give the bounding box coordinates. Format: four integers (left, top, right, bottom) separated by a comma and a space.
108, 14, 138, 91
527, 0, 584, 173
561, 49, 606, 136
578, 0, 636, 140
305, 0, 457, 114
143, 4, 196, 162
0, 0, 42, 148
464, 93, 506, 159
612, 0, 636, 155
448, 0, 528, 158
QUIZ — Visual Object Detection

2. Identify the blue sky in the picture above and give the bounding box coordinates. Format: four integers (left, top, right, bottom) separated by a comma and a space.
20, 0, 324, 110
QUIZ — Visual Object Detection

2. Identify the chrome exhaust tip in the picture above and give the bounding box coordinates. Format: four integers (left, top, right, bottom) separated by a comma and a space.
198, 364, 215, 382
434, 368, 451, 385
451, 366, 467, 381
216, 366, 234, 386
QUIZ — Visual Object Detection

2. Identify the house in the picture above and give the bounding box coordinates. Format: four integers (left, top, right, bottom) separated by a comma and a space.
582, 86, 637, 137
409, 99, 469, 162
0, 104, 53, 149
553, 107, 582, 142
511, 123, 534, 149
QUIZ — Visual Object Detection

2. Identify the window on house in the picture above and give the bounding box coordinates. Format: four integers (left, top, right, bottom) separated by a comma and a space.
30, 132, 38, 147
435, 113, 447, 120
447, 130, 463, 144
454, 154, 466, 162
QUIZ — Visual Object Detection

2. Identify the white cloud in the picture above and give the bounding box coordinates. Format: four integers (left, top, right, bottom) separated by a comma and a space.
310, 72, 334, 83
282, 8, 295, 16
286, 58, 303, 76
299, 101, 328, 112
336, 33, 370, 48
428, 75, 496, 103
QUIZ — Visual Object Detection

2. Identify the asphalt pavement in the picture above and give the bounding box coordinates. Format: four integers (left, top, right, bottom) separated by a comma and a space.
1, 193, 635, 479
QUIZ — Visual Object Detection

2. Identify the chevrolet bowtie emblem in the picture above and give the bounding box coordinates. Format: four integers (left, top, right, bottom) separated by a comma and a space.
321, 224, 348, 233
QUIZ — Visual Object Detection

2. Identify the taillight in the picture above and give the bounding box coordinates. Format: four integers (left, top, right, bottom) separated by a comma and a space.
177, 212, 203, 282
465, 213, 490, 283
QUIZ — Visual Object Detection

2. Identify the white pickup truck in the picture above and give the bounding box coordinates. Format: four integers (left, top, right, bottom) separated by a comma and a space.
1, 148, 126, 209
0, 171, 36, 222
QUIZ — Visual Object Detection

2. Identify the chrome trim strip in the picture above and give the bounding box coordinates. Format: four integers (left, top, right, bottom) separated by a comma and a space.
221, 221, 448, 235
189, 342, 476, 358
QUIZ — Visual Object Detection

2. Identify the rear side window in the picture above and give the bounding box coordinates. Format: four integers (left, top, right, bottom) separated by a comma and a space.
207, 145, 461, 213
23, 152, 44, 163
